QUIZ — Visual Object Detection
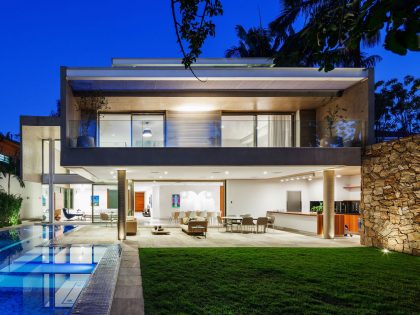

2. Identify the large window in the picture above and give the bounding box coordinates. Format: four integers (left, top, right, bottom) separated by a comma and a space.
221, 116, 255, 147
98, 113, 164, 147
257, 115, 293, 147
99, 114, 131, 147
132, 114, 164, 147
222, 114, 293, 147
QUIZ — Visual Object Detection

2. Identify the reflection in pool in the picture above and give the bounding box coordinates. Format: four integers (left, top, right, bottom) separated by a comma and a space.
0, 225, 107, 314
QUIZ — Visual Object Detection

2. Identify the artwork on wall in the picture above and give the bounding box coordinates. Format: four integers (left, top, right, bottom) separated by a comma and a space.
91, 195, 99, 207
172, 194, 180, 208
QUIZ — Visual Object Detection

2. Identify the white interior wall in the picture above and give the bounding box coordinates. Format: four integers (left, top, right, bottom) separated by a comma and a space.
226, 174, 361, 217
72, 184, 93, 212
135, 182, 221, 219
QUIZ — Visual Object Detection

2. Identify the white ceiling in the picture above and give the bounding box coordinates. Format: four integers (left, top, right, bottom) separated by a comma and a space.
73, 165, 360, 183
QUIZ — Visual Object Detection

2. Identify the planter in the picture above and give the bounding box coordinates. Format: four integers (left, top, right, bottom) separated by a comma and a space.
77, 136, 95, 148
320, 136, 343, 148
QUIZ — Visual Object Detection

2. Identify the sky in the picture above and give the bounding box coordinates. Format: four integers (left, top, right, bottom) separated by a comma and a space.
0, 0, 418, 135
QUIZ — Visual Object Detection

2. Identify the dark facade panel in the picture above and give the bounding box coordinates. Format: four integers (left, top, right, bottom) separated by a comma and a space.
61, 147, 361, 167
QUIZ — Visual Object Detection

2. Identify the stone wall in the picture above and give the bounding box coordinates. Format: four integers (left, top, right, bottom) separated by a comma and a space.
361, 134, 420, 255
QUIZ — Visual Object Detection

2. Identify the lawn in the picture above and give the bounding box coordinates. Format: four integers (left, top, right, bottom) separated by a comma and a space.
139, 247, 420, 315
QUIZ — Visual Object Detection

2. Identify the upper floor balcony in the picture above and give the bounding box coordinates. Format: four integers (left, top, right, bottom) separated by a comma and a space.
67, 114, 365, 149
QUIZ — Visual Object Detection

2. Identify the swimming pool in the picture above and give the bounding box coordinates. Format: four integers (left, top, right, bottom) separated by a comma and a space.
0, 225, 108, 315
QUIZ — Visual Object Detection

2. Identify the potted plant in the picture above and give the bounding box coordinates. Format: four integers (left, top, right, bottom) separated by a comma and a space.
320, 104, 347, 147
310, 202, 323, 214
74, 93, 109, 147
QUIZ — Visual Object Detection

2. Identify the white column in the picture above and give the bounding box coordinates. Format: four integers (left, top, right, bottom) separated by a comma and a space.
323, 170, 335, 239
117, 170, 127, 240
48, 139, 55, 223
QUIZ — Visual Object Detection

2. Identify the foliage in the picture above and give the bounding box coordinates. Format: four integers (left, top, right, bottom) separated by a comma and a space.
0, 191, 22, 227
50, 100, 61, 117
74, 93, 109, 136
270, 0, 391, 71
324, 104, 348, 137
171, 0, 223, 73
140, 247, 420, 314
225, 25, 278, 58
311, 202, 323, 213
375, 75, 420, 141
0, 136, 24, 195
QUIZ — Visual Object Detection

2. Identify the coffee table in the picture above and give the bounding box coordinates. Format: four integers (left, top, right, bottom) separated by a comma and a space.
151, 230, 170, 235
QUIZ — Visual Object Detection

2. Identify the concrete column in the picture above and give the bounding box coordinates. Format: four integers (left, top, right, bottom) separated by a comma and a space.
117, 170, 127, 240
48, 139, 55, 223
323, 170, 335, 239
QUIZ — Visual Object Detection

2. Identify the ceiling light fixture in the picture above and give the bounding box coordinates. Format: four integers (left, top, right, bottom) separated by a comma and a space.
224, 171, 229, 175
142, 122, 152, 138
263, 171, 268, 175
164, 171, 168, 175
336, 174, 342, 178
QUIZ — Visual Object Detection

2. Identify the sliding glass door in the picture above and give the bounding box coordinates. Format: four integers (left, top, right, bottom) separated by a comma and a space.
222, 114, 293, 147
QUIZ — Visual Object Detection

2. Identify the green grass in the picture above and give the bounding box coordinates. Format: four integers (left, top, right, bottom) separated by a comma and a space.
139, 247, 420, 315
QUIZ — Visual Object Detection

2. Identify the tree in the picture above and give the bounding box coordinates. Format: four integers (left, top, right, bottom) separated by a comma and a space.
50, 100, 61, 117
171, 0, 223, 74
225, 25, 278, 58
375, 75, 420, 140
0, 134, 24, 195
0, 155, 24, 195
270, 0, 387, 71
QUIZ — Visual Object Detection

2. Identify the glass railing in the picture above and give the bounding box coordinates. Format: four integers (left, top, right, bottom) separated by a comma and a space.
67, 119, 364, 148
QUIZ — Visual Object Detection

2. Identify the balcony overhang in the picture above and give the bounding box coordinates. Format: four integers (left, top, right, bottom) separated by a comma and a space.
61, 147, 361, 167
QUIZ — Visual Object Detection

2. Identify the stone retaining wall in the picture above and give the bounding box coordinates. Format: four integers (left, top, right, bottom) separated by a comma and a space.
361, 134, 419, 255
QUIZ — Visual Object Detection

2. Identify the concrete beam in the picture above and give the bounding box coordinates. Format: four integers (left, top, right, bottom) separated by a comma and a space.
323, 170, 335, 239
117, 170, 127, 240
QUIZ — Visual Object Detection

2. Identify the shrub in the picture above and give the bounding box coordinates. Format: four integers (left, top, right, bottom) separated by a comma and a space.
0, 191, 22, 227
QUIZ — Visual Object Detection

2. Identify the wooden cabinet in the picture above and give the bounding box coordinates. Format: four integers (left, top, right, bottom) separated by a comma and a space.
317, 214, 359, 236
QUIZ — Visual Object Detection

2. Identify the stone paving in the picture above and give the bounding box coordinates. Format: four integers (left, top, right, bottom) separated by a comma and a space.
58, 224, 361, 248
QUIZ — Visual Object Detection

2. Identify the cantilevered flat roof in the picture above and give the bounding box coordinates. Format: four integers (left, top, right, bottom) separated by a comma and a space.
112, 58, 274, 67
66, 59, 369, 93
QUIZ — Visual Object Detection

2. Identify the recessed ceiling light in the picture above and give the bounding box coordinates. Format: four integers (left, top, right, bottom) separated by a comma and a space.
302, 176, 306, 179
280, 179, 284, 182
296, 177, 300, 180
164, 171, 168, 175
110, 171, 114, 175
285, 179, 289, 182
308, 178, 312, 181
336, 174, 342, 178
290, 178, 294, 181
263, 171, 268, 175
225, 171, 229, 175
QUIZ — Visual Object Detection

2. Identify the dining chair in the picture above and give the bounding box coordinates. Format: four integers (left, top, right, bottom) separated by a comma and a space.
267, 216, 275, 229
256, 217, 269, 233
241, 217, 255, 233
217, 215, 231, 232
206, 211, 213, 225
185, 211, 191, 218
172, 211, 180, 224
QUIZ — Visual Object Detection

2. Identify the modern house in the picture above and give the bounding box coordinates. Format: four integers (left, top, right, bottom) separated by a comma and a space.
20, 58, 374, 239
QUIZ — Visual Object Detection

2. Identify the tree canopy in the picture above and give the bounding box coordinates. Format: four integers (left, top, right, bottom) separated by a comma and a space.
374, 75, 420, 141
174, 0, 419, 71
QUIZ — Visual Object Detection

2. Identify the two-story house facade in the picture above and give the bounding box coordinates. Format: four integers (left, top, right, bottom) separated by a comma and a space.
21, 58, 374, 239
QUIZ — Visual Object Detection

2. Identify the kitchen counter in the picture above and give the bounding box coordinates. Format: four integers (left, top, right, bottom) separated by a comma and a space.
267, 211, 318, 234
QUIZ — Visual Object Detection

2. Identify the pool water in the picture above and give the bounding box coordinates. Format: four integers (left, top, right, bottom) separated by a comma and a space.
0, 225, 107, 315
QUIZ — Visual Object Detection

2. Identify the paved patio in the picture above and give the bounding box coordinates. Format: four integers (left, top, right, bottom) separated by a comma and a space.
55, 225, 361, 248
